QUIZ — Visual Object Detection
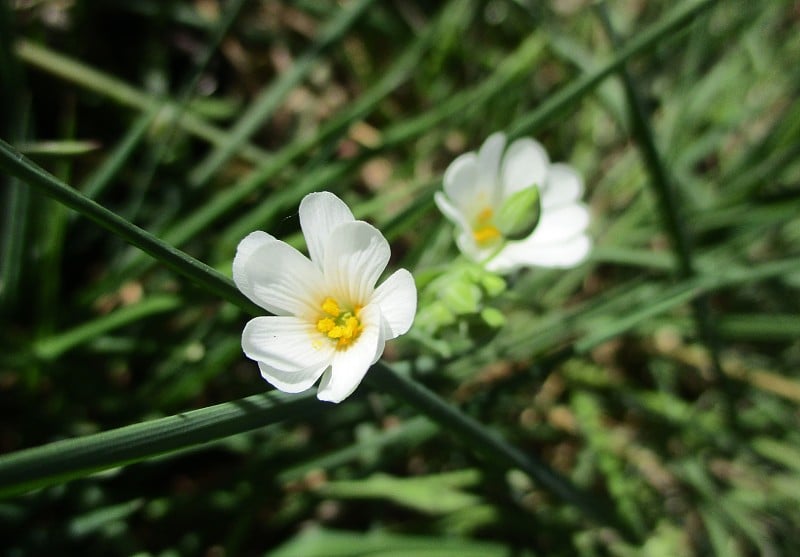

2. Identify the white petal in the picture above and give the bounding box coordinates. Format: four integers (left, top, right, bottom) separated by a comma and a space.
316, 304, 384, 403
476, 133, 506, 207
488, 234, 591, 272
442, 152, 478, 218
541, 163, 584, 208
500, 137, 550, 198
242, 316, 335, 371
299, 191, 355, 267
525, 203, 590, 246
372, 268, 417, 339
434, 192, 471, 235
233, 231, 279, 309
322, 221, 390, 306
454, 229, 492, 263
238, 238, 325, 317
257, 361, 328, 394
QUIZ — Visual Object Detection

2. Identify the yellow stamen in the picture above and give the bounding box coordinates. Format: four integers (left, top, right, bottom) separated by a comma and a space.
316, 317, 335, 334
473, 225, 502, 245
477, 207, 494, 223
321, 297, 340, 316
315, 297, 364, 349
472, 207, 502, 246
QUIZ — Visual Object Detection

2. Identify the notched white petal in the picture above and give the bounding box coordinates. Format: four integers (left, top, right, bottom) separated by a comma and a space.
488, 234, 591, 272
525, 203, 590, 246
300, 191, 355, 267
245, 240, 325, 317
372, 268, 417, 339
442, 153, 480, 213
542, 163, 584, 208
242, 316, 334, 371
258, 361, 329, 394
323, 220, 390, 305
233, 231, 279, 309
501, 137, 550, 198
434, 192, 472, 236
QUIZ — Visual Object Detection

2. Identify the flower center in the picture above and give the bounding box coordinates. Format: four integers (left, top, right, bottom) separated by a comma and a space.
472, 207, 502, 247
315, 296, 364, 349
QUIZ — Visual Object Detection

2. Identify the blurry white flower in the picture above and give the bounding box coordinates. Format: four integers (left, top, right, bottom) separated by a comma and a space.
434, 132, 591, 273
233, 192, 417, 403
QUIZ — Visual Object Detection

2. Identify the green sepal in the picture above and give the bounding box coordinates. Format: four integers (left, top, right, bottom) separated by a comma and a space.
496, 185, 541, 240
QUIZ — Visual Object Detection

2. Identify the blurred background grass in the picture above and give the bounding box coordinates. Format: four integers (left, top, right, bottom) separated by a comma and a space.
1, 0, 800, 555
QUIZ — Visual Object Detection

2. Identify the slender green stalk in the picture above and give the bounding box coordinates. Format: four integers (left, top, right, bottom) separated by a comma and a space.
5, 130, 797, 537
33, 295, 183, 360
508, 0, 717, 139
0, 391, 320, 498
14, 40, 269, 165
594, 2, 726, 385
78, 108, 159, 201
190, 0, 376, 187
0, 139, 260, 315
366, 363, 638, 540
574, 256, 800, 353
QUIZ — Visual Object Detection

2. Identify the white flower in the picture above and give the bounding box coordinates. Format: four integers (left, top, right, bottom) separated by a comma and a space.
233, 191, 417, 403
434, 132, 591, 273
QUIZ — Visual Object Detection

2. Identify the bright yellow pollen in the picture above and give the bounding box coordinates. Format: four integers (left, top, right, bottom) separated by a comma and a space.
321, 297, 341, 316
315, 297, 363, 349
473, 207, 502, 246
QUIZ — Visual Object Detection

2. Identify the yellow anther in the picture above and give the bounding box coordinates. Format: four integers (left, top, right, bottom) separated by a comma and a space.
472, 206, 502, 246
473, 224, 502, 246
476, 207, 494, 223
327, 325, 345, 339
315, 297, 364, 349
316, 317, 335, 334
321, 297, 341, 317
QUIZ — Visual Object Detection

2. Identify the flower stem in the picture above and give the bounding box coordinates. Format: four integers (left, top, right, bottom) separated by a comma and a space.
367, 362, 640, 541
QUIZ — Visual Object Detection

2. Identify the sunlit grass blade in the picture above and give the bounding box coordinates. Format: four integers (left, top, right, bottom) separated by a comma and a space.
15, 140, 100, 156
508, 0, 716, 139
78, 107, 158, 200
13, 39, 269, 165
0, 391, 319, 498
33, 294, 182, 360
594, 1, 728, 396
0, 139, 259, 315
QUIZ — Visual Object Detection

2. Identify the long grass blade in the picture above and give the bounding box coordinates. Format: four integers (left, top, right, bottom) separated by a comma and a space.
0, 391, 319, 498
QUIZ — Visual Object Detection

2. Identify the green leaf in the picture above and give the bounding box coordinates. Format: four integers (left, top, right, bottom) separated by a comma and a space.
318, 470, 482, 515
480, 307, 506, 328
440, 279, 482, 315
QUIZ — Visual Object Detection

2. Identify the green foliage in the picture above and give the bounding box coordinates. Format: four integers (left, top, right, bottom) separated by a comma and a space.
2, 0, 800, 555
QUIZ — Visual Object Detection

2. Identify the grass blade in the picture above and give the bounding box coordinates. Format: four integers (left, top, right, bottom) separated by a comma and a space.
0, 391, 319, 498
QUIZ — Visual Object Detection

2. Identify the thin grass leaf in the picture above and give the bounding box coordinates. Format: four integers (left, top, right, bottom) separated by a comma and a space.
508, 0, 717, 139
15, 140, 101, 156
13, 39, 269, 165
594, 2, 730, 398
33, 294, 182, 360
190, 0, 377, 187
367, 362, 639, 540
0, 139, 259, 315
0, 391, 320, 498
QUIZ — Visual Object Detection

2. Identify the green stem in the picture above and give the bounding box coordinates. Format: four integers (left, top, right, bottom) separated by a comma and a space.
593, 1, 727, 385
14, 40, 269, 165
0, 391, 320, 498
367, 362, 638, 540
0, 139, 260, 315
